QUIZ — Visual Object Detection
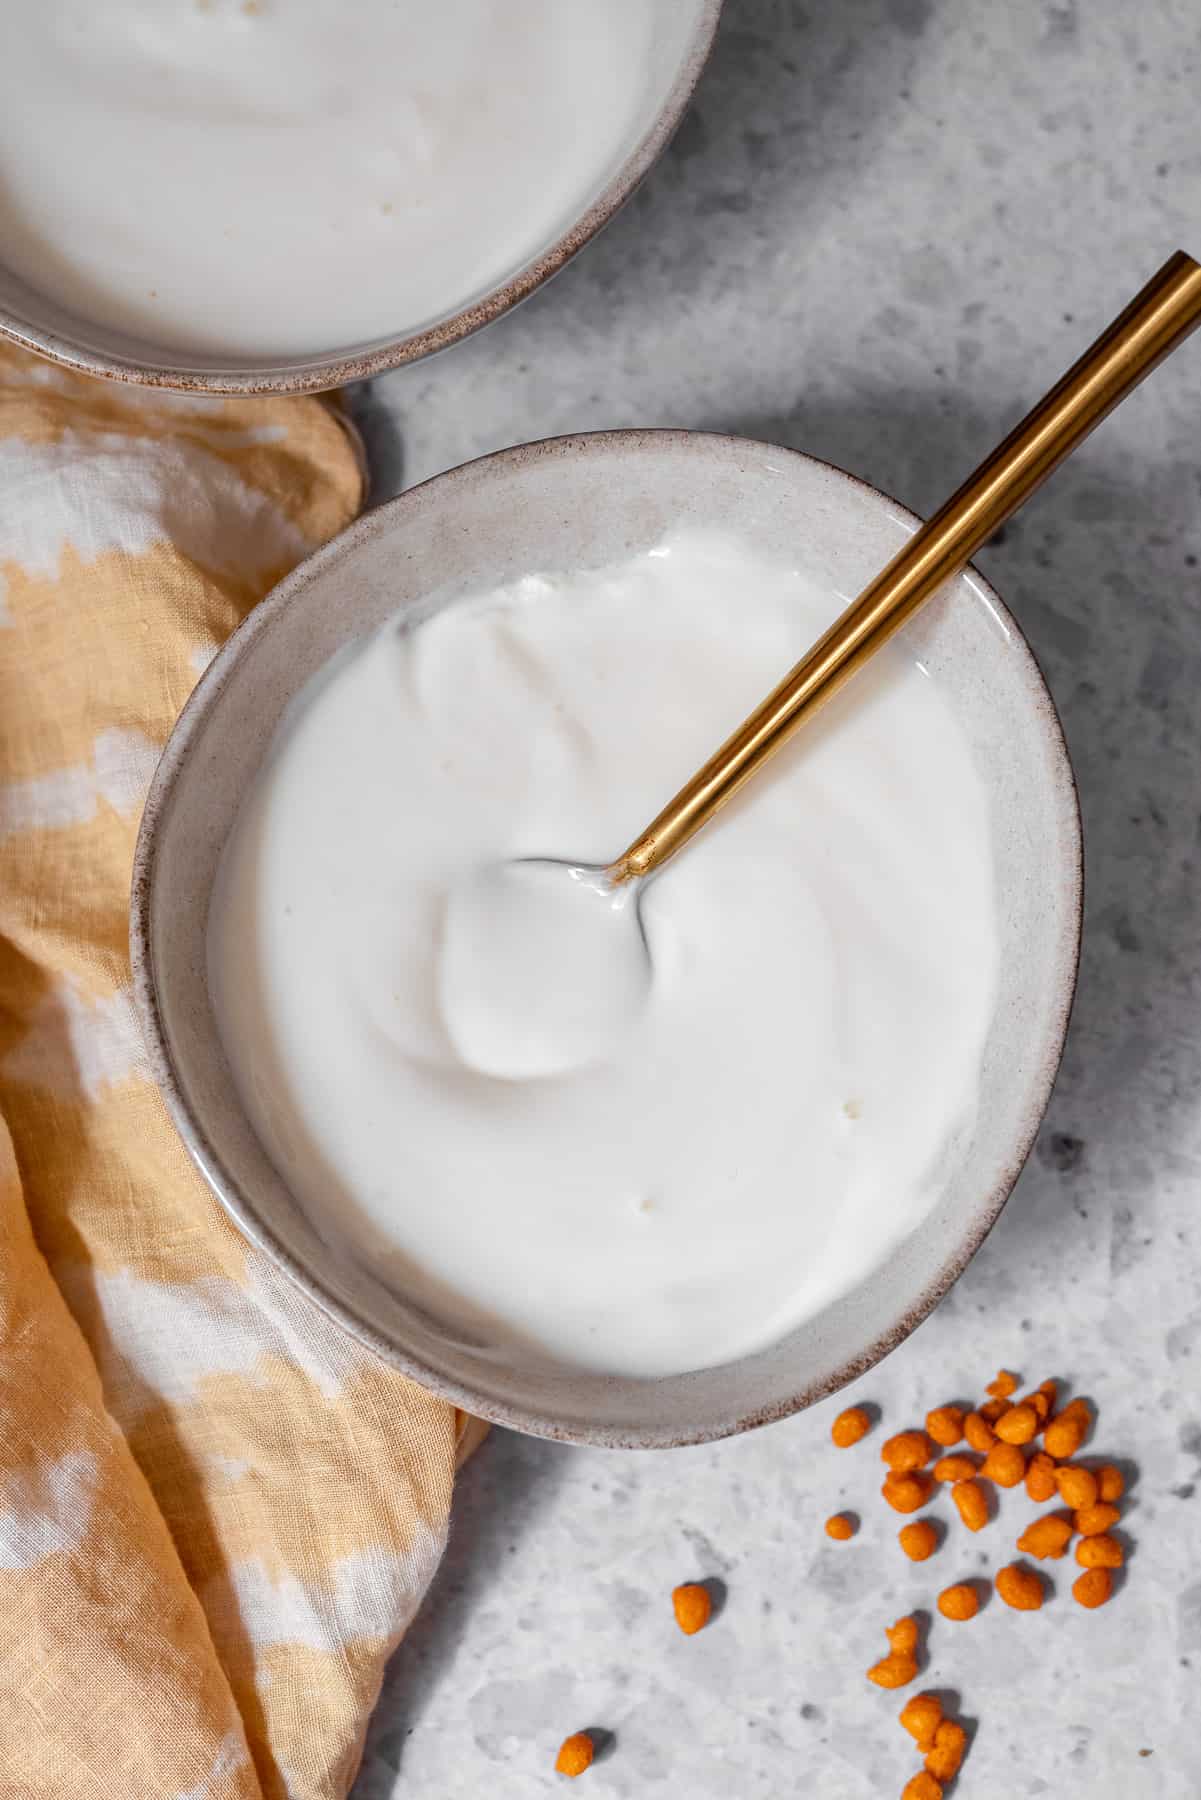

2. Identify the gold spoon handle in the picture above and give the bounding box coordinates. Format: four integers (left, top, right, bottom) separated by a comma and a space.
610, 249, 1201, 885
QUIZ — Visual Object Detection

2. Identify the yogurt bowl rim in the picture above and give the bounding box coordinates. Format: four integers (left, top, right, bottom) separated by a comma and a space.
0, 2, 723, 397
131, 427, 1083, 1447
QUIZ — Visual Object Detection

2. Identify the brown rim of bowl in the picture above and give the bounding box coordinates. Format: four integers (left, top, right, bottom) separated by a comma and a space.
0, 4, 724, 398
130, 428, 1084, 1448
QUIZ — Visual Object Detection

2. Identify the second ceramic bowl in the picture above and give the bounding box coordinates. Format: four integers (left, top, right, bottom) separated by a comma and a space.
0, 5, 721, 396
131, 430, 1082, 1446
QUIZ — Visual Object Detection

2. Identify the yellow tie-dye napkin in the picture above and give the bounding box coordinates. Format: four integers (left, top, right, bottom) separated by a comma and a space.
0, 343, 472, 1800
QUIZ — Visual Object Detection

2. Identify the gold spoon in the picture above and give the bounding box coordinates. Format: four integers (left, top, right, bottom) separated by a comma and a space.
604, 248, 1201, 886
446, 252, 1201, 1079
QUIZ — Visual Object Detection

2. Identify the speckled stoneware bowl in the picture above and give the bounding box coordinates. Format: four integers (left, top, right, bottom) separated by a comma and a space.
0, 6, 721, 397
132, 431, 1082, 1447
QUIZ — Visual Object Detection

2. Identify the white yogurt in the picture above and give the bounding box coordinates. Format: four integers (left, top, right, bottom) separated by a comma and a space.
209, 534, 1000, 1378
0, 0, 654, 357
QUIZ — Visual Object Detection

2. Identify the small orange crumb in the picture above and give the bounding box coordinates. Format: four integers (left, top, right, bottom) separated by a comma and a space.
1075, 1501, 1121, 1538
825, 1513, 856, 1541
882, 1431, 935, 1472
1016, 1512, 1074, 1560
867, 1653, 918, 1690
1096, 1464, 1126, 1503
995, 1562, 1045, 1611
902, 1773, 943, 1800
933, 1453, 979, 1484
899, 1693, 943, 1749
671, 1583, 712, 1635
882, 1471, 936, 1514
1025, 1451, 1058, 1503
994, 1403, 1040, 1446
986, 1370, 1019, 1400
555, 1732, 594, 1777
979, 1396, 1009, 1424
925, 1719, 968, 1784
1055, 1464, 1098, 1510
937, 1583, 980, 1622
899, 1520, 940, 1563
981, 1442, 1026, 1488
1073, 1566, 1114, 1609
951, 1478, 989, 1532
1076, 1533, 1123, 1569
925, 1405, 965, 1448
832, 1406, 872, 1448
886, 1616, 919, 1656
1045, 1399, 1091, 1460
963, 1411, 998, 1452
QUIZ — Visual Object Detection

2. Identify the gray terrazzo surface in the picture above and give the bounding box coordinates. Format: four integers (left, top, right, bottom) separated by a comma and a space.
349, 1, 1201, 1793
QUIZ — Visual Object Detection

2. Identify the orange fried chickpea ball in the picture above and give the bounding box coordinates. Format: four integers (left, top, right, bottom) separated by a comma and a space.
1055, 1465, 1098, 1510
925, 1719, 968, 1784
994, 1403, 1040, 1446
902, 1773, 944, 1800
937, 1583, 980, 1622
1016, 1513, 1074, 1560
555, 1732, 595, 1777
981, 1442, 1026, 1488
951, 1479, 989, 1532
1096, 1464, 1126, 1503
882, 1431, 935, 1472
979, 1396, 1009, 1424
882, 1471, 936, 1514
1073, 1566, 1114, 1609
1025, 1451, 1058, 1503
1044, 1399, 1091, 1459
1022, 1378, 1057, 1422
831, 1406, 872, 1448
963, 1411, 998, 1453
995, 1563, 1045, 1611
899, 1693, 943, 1749
899, 1520, 940, 1563
1076, 1533, 1123, 1570
868, 1654, 918, 1690
1075, 1501, 1121, 1538
925, 1405, 965, 1448
672, 1583, 712, 1635
825, 1513, 856, 1541
932, 1453, 979, 1484
986, 1370, 1019, 1400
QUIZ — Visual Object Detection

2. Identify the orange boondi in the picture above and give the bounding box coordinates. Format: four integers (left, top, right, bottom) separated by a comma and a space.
932, 1453, 979, 1484
963, 1411, 997, 1452
1073, 1567, 1114, 1609
936, 1584, 979, 1622
832, 1406, 872, 1447
1025, 1451, 1058, 1502
986, 1370, 1019, 1400
1075, 1502, 1121, 1538
925, 1719, 967, 1784
899, 1694, 943, 1748
1076, 1534, 1123, 1569
1016, 1513, 1074, 1561
994, 1403, 1040, 1446
996, 1563, 1045, 1611
925, 1406, 965, 1448
899, 1521, 940, 1562
555, 1732, 595, 1777
882, 1471, 936, 1514
882, 1431, 935, 1472
826, 1513, 856, 1541
671, 1583, 713, 1635
981, 1442, 1026, 1488
951, 1479, 989, 1532
902, 1773, 943, 1800
1055, 1465, 1098, 1510
1096, 1464, 1125, 1503
1045, 1399, 1091, 1459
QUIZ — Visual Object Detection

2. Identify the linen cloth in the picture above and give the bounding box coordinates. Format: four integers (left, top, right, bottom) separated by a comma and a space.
0, 343, 468, 1799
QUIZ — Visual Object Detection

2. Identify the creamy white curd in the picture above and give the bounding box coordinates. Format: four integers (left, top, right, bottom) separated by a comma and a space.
0, 0, 654, 357
208, 533, 1000, 1378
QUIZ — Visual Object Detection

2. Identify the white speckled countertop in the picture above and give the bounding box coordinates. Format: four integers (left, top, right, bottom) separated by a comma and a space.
349, 2, 1201, 1793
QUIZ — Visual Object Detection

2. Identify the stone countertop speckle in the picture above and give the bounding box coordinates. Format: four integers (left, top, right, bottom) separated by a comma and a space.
349, 2, 1201, 1793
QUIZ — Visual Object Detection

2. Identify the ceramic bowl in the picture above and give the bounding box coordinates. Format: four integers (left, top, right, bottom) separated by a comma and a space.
131, 431, 1082, 1447
0, 4, 721, 396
